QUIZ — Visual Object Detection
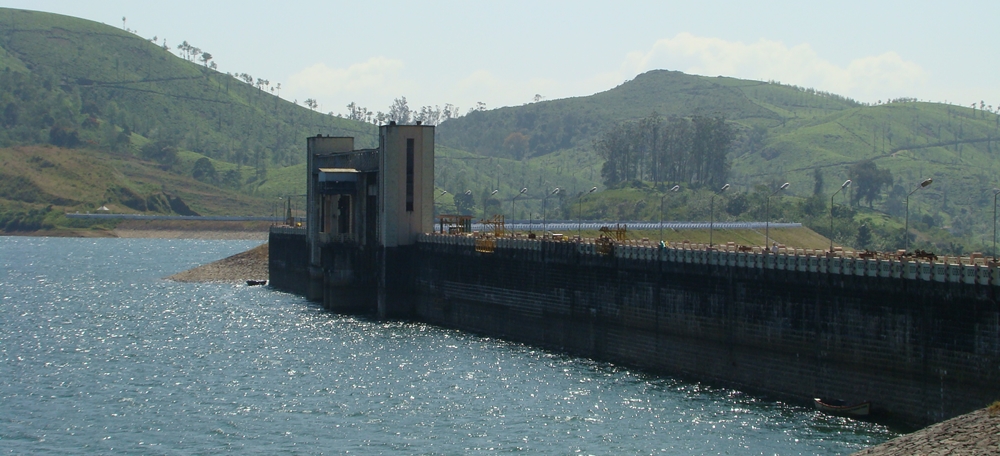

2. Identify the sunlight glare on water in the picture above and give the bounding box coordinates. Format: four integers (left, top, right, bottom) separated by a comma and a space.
0, 237, 898, 454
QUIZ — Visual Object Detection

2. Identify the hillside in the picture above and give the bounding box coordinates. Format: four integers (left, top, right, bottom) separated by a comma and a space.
0, 7, 375, 230
437, 71, 1000, 254
3, 8, 1000, 255
436, 70, 858, 160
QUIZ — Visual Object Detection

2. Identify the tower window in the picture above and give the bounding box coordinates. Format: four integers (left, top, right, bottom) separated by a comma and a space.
406, 138, 414, 212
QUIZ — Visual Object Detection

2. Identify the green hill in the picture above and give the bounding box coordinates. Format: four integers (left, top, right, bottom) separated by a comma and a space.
3, 7, 999, 255
0, 7, 376, 230
436, 71, 1000, 254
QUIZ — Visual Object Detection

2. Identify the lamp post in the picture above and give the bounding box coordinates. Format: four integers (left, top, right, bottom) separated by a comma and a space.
485, 189, 498, 220
993, 189, 1000, 261
709, 183, 730, 248
830, 179, 851, 252
543, 187, 560, 235
512, 188, 527, 232
904, 178, 933, 252
578, 186, 597, 238
438, 190, 448, 233
765, 182, 790, 248
659, 185, 681, 243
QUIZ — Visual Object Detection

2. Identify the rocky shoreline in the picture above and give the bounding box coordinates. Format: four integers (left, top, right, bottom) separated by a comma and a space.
114, 229, 268, 240
166, 243, 268, 283
853, 406, 999, 455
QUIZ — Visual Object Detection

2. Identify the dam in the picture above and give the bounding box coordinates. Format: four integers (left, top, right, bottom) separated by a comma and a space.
269, 126, 1000, 427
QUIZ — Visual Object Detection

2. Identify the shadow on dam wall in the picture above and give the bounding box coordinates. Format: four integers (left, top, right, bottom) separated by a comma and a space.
271, 229, 1000, 428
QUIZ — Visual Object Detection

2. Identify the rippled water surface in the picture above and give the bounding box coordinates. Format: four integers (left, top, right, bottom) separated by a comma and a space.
0, 237, 898, 454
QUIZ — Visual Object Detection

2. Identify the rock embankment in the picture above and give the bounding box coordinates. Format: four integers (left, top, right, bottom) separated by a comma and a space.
853, 406, 1000, 455
113, 219, 271, 240
167, 243, 268, 283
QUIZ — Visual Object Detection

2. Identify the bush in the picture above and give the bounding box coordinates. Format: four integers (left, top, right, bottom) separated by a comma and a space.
0, 206, 54, 232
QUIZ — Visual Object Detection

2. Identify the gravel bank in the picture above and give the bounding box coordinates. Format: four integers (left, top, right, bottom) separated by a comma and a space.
112, 219, 271, 240
114, 229, 267, 240
853, 407, 1000, 455
167, 243, 268, 283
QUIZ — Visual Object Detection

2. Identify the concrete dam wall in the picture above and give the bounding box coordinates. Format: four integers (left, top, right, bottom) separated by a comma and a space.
270, 229, 1000, 427
405, 234, 1000, 427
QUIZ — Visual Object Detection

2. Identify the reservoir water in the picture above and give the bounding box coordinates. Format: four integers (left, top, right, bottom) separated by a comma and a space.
1, 237, 898, 454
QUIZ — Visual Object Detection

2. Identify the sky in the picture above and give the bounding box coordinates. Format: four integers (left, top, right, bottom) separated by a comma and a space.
8, 1, 999, 116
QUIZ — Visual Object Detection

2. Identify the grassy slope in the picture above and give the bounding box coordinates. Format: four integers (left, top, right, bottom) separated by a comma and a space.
0, 7, 380, 219
0, 8, 376, 153
0, 145, 268, 215
434, 69, 1000, 253
4, 8, 999, 253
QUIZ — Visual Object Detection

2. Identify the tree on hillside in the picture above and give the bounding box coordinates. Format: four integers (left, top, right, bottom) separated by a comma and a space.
416, 105, 442, 125
192, 157, 218, 183
199, 52, 213, 67
503, 132, 530, 160
48, 123, 80, 148
595, 114, 732, 189
346, 102, 371, 122
140, 139, 180, 167
812, 168, 824, 196
454, 190, 476, 216
388, 97, 411, 124
848, 160, 892, 208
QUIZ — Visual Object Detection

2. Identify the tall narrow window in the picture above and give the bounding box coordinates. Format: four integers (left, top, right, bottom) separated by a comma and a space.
406, 138, 414, 212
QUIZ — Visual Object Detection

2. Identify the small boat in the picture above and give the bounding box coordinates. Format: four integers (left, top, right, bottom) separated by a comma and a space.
814, 398, 870, 416
246, 280, 267, 286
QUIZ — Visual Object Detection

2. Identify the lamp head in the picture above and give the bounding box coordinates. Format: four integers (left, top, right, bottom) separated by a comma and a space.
440, 190, 448, 196
589, 186, 598, 193
670, 185, 681, 192
551, 188, 560, 195
720, 184, 730, 192
779, 182, 790, 190
519, 188, 527, 194
842, 179, 852, 188
920, 178, 933, 188
465, 190, 472, 195
491, 189, 499, 196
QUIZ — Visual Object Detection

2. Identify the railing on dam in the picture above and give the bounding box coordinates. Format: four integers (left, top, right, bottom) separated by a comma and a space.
417, 232, 1000, 286
270, 226, 306, 235
458, 221, 802, 232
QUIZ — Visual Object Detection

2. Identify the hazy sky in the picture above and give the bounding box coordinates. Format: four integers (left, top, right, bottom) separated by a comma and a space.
8, 1, 999, 116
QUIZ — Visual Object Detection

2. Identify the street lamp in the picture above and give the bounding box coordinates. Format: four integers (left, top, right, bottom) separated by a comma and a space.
903, 178, 933, 252
830, 179, 851, 252
765, 182, 790, 248
485, 189, 498, 220
660, 185, 681, 243
512, 188, 527, 231
579, 186, 597, 238
993, 189, 1000, 261
438, 190, 448, 233
543, 187, 560, 235
709, 184, 730, 248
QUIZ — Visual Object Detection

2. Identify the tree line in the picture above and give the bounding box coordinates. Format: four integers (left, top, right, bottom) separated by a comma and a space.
343, 97, 489, 126
595, 113, 734, 189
